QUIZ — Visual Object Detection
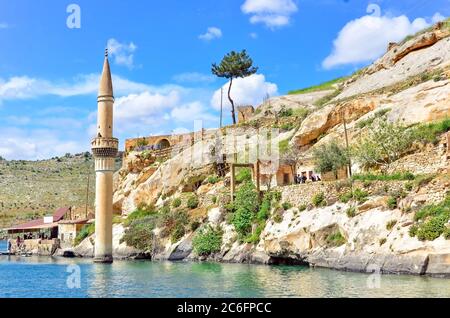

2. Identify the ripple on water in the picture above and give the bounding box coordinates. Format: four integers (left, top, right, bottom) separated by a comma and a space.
0, 255, 449, 298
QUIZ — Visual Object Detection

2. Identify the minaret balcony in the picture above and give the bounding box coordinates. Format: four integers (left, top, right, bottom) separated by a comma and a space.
91, 137, 119, 158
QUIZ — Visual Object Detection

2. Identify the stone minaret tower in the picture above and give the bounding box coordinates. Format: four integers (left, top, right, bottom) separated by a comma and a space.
91, 49, 118, 263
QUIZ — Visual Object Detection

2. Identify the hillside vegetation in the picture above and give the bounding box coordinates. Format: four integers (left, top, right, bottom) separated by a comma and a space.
0, 153, 122, 228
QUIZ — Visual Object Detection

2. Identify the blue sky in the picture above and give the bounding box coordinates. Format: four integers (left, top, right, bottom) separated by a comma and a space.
0, 0, 448, 159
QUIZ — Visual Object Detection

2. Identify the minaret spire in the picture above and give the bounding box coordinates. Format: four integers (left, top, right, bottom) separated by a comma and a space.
91, 49, 118, 264
98, 49, 114, 99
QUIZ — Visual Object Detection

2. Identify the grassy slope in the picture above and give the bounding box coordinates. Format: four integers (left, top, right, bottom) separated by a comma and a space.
0, 154, 121, 228
287, 76, 347, 95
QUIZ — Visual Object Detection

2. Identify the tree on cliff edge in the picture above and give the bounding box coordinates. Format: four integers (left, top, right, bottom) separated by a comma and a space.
212, 50, 258, 125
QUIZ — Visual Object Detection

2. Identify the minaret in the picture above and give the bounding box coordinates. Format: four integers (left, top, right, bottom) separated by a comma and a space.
91, 49, 118, 263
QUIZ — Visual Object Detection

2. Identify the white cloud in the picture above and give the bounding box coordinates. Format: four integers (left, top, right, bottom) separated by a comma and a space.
173, 72, 216, 84
241, 0, 298, 29
322, 6, 445, 69
171, 101, 218, 123
107, 38, 137, 69
249, 32, 258, 39
0, 23, 9, 29
115, 90, 180, 122
432, 12, 446, 23
0, 74, 172, 102
198, 27, 223, 41
211, 74, 278, 110
0, 127, 88, 160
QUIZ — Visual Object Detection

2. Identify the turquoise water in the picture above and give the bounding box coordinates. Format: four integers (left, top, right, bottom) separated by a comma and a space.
1, 241, 450, 298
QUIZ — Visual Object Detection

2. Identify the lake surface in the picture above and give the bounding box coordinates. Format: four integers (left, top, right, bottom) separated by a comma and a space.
1, 240, 450, 298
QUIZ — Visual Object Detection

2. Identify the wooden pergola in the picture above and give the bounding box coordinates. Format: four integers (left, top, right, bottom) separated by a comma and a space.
230, 160, 261, 202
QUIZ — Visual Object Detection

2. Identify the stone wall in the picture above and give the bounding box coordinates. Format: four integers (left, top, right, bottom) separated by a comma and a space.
387, 137, 448, 174
279, 180, 408, 207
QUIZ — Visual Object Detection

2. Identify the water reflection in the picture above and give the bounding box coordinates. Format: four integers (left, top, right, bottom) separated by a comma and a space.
1, 256, 450, 298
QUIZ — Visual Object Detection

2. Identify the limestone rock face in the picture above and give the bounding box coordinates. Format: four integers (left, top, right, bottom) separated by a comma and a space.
72, 224, 147, 259
253, 91, 331, 119
337, 34, 450, 100
293, 98, 377, 146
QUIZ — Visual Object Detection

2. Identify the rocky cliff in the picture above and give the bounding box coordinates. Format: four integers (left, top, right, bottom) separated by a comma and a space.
73, 21, 450, 277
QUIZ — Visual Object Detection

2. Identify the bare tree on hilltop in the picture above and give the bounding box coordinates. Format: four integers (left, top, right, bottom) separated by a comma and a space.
212, 50, 258, 125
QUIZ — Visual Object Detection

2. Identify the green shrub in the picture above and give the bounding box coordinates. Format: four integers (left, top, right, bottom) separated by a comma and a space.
346, 207, 356, 218
272, 191, 282, 202
444, 228, 450, 240
409, 225, 419, 237
192, 226, 223, 256
405, 182, 413, 192
236, 168, 252, 183
74, 223, 95, 246
211, 196, 217, 204
387, 196, 398, 210
416, 213, 449, 241
414, 196, 450, 221
187, 195, 199, 209
282, 202, 293, 210
312, 192, 326, 207
120, 216, 156, 251
352, 120, 413, 170
313, 140, 349, 179
124, 204, 157, 226
244, 222, 265, 245
172, 198, 182, 208
280, 122, 295, 131
352, 172, 415, 181
411, 118, 450, 145
206, 175, 221, 184
339, 191, 353, 203
278, 139, 290, 154
273, 211, 283, 223
298, 204, 307, 212
278, 107, 293, 117
386, 220, 397, 231
355, 108, 391, 129
257, 194, 271, 221
232, 181, 260, 238
414, 174, 436, 188
233, 207, 254, 236
353, 188, 368, 203
171, 223, 186, 243
326, 231, 346, 247
379, 238, 387, 246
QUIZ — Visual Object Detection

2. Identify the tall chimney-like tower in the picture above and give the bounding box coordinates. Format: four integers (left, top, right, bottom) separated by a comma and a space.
91, 49, 118, 263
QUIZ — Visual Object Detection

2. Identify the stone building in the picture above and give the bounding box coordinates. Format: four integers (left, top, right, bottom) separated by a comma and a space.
259, 160, 296, 188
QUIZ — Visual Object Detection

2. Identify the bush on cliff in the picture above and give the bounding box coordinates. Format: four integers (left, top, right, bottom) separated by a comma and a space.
312, 192, 326, 207
410, 195, 450, 241
124, 203, 156, 226
172, 198, 182, 208
313, 140, 349, 179
159, 210, 189, 241
353, 119, 413, 171
74, 223, 95, 246
231, 181, 260, 239
187, 195, 199, 209
192, 225, 223, 256
235, 168, 252, 183
120, 216, 156, 252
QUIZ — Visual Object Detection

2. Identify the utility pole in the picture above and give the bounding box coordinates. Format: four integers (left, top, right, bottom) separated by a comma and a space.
220, 87, 223, 128
342, 111, 352, 177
